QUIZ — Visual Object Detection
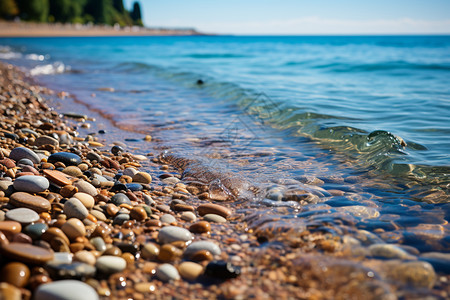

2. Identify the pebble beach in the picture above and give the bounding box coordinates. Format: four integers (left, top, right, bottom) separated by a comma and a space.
0, 57, 449, 300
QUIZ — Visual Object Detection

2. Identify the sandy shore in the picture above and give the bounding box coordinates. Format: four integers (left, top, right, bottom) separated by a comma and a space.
0, 21, 204, 37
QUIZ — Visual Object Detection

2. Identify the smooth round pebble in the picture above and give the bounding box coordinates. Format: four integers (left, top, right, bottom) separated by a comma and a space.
180, 211, 197, 222
34, 280, 99, 300
178, 261, 204, 281
24, 223, 48, 240
64, 198, 89, 220
110, 193, 131, 206
0, 243, 54, 264
197, 203, 231, 218
9, 147, 40, 164
132, 172, 152, 184
160, 214, 176, 224
203, 214, 226, 223
155, 263, 180, 282
158, 226, 193, 244
141, 243, 160, 260
13, 175, 49, 193
0, 262, 30, 288
73, 180, 97, 197
96, 255, 126, 275
48, 152, 82, 166
90, 237, 107, 252
6, 208, 39, 224
61, 218, 86, 240
123, 168, 138, 177
9, 192, 51, 213
73, 192, 95, 209
184, 241, 221, 258
74, 250, 97, 266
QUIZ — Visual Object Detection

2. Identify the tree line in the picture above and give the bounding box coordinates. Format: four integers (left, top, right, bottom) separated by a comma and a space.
0, 0, 143, 26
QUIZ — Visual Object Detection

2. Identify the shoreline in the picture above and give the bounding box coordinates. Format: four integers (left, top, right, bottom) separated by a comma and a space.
0, 60, 449, 299
0, 21, 206, 37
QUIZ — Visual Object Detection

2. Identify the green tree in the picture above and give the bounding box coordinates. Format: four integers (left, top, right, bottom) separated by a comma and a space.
0, 0, 19, 19
17, 0, 49, 22
130, 1, 142, 25
49, 0, 71, 23
113, 0, 125, 13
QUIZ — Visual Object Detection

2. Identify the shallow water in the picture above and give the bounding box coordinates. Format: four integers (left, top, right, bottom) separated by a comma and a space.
1, 36, 449, 267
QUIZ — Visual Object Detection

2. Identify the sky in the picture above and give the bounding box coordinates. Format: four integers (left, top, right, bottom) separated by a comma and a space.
124, 0, 450, 35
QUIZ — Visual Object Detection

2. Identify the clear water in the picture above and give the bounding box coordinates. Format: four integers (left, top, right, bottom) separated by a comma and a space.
1, 36, 449, 257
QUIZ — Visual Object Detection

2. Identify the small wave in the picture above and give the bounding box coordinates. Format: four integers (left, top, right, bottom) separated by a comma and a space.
313, 61, 450, 73
25, 53, 46, 61
30, 62, 68, 76
186, 53, 248, 59
0, 50, 22, 59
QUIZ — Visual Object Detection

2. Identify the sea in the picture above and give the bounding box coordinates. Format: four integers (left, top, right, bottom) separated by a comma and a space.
1, 35, 449, 268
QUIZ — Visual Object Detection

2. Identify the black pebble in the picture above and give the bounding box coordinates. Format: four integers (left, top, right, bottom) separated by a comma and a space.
98, 130, 106, 134
111, 145, 124, 155
205, 261, 241, 279
196, 79, 204, 85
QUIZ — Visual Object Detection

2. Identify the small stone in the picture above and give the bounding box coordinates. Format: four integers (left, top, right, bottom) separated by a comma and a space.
43, 169, 73, 186
13, 175, 49, 193
74, 250, 97, 265
34, 136, 59, 148
189, 221, 211, 234
96, 255, 126, 275
86, 152, 102, 162
24, 223, 48, 240
6, 208, 39, 224
141, 243, 160, 260
203, 214, 226, 223
90, 237, 107, 252
369, 244, 416, 260
9, 192, 50, 213
160, 214, 176, 224
72, 192, 95, 209
46, 262, 96, 280
113, 214, 130, 225
61, 218, 86, 240
9, 147, 40, 164
132, 172, 152, 184
155, 263, 180, 282
48, 152, 82, 166
0, 282, 22, 300
64, 198, 89, 220
49, 252, 73, 265
62, 166, 83, 177
0, 243, 54, 264
389, 261, 436, 288
205, 261, 241, 279
130, 206, 147, 222
111, 193, 131, 206
73, 180, 97, 196
34, 280, 99, 300
125, 183, 143, 191
158, 244, 182, 262
0, 262, 30, 288
123, 168, 138, 177
111, 145, 124, 155
184, 241, 221, 258
158, 226, 193, 244
197, 203, 231, 218
178, 262, 204, 281
134, 282, 156, 294
180, 211, 197, 222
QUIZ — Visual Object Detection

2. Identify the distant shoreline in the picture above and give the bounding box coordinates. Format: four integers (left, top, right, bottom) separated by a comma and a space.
0, 21, 207, 37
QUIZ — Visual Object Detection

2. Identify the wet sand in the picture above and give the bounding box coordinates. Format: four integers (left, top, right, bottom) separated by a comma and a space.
0, 21, 204, 37
0, 61, 449, 299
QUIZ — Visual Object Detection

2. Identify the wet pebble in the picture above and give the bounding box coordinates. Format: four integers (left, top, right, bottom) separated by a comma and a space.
0, 262, 30, 288
90, 237, 107, 252
189, 221, 211, 234
64, 198, 89, 220
48, 152, 82, 166
160, 214, 176, 224
389, 261, 436, 288
9, 192, 51, 213
61, 218, 86, 240
130, 206, 147, 222
73, 180, 97, 197
158, 226, 193, 244
34, 135, 59, 148
180, 211, 197, 222
47, 262, 96, 280
178, 261, 204, 281
184, 241, 221, 258
72, 192, 95, 209
141, 243, 160, 260
34, 279, 99, 300
369, 244, 416, 260
9, 147, 40, 164
132, 172, 152, 184
0, 243, 54, 264
13, 175, 49, 193
6, 208, 39, 224
24, 223, 48, 240
155, 263, 180, 282
203, 214, 226, 223
197, 203, 231, 218
96, 256, 126, 275
74, 250, 97, 266
205, 261, 241, 279
110, 193, 131, 206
